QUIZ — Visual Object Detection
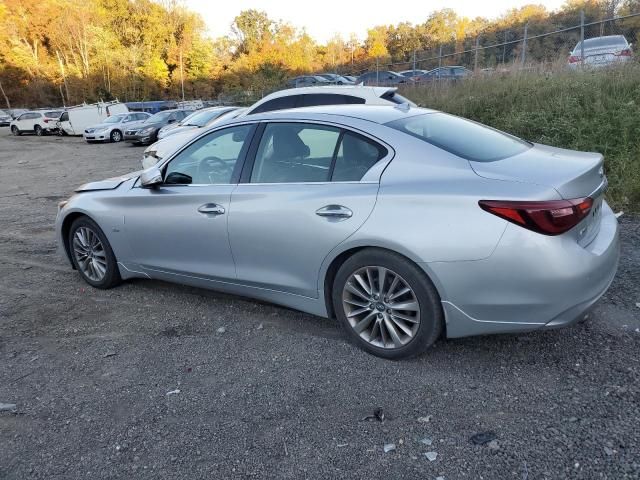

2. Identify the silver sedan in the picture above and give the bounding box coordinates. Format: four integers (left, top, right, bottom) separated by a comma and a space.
55, 105, 619, 359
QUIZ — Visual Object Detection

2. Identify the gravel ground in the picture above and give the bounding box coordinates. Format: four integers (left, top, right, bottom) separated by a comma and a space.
0, 130, 639, 480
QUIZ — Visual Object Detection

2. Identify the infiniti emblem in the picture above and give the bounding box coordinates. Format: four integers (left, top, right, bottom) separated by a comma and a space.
598, 166, 604, 178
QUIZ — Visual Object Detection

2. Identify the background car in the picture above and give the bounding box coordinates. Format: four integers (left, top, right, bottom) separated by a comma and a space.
244, 85, 415, 116
316, 73, 355, 85
568, 35, 633, 68
398, 69, 431, 80
415, 66, 472, 82
56, 104, 618, 360
355, 71, 408, 86
286, 75, 331, 88
143, 108, 248, 168
157, 106, 239, 139
83, 112, 151, 143
123, 109, 190, 145
0, 110, 12, 126
10, 110, 62, 136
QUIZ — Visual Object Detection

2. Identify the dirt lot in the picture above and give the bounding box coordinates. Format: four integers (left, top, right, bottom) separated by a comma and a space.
0, 130, 639, 479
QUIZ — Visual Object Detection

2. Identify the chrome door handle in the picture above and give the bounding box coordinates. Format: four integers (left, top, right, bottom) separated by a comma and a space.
315, 205, 353, 219
198, 203, 225, 215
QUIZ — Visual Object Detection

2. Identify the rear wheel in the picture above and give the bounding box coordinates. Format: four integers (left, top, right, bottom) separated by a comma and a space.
34, 125, 43, 136
11, 126, 20, 136
110, 129, 122, 143
332, 249, 443, 359
68, 216, 121, 289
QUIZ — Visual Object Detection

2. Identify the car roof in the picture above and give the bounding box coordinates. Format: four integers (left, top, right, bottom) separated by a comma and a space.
239, 104, 437, 125
258, 85, 397, 101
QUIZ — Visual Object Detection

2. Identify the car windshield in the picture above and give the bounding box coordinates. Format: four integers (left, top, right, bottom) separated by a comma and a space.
146, 111, 172, 122
183, 110, 222, 126
575, 36, 627, 51
386, 113, 531, 162
104, 114, 126, 124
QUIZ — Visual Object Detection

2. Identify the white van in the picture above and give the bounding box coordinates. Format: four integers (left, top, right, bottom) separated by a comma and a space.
58, 101, 129, 136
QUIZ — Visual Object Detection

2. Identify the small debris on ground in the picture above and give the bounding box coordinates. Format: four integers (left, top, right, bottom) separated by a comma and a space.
256, 323, 264, 330
417, 415, 432, 423
216, 327, 226, 334
383, 443, 396, 453
424, 451, 438, 461
166, 389, 181, 396
470, 431, 497, 445
364, 407, 385, 422
615, 211, 624, 218
0, 403, 17, 412
419, 437, 433, 446
337, 443, 348, 448
487, 440, 500, 451
103, 351, 117, 358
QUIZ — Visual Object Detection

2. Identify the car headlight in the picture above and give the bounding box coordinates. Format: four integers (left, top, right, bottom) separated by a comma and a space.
140, 127, 155, 134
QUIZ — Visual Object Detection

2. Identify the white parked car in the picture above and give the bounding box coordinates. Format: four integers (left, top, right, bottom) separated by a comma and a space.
242, 86, 416, 116
568, 35, 633, 68
10, 110, 63, 136
83, 112, 151, 143
157, 106, 240, 139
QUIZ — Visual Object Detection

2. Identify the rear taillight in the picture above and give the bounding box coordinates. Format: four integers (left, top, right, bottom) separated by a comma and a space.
43, 118, 49, 123
479, 198, 593, 235
568, 55, 582, 63
616, 49, 632, 57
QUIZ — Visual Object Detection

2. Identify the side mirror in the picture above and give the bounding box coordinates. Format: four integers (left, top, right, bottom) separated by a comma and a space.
165, 172, 192, 185
140, 166, 163, 187
168, 118, 177, 124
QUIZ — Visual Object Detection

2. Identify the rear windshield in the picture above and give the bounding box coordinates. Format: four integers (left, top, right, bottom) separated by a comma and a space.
386, 113, 531, 162
45, 111, 62, 118
574, 36, 627, 51
381, 91, 413, 105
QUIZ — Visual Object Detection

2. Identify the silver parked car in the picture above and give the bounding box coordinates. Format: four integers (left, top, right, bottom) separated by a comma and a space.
83, 112, 151, 143
157, 106, 240, 139
568, 35, 633, 68
55, 105, 619, 359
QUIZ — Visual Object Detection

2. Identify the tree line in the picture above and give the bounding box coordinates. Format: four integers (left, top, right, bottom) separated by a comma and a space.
0, 0, 638, 108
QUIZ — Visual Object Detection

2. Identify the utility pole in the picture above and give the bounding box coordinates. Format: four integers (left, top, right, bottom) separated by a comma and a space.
521, 23, 528, 68
376, 57, 379, 84
474, 36, 480, 71
580, 10, 585, 64
179, 49, 185, 102
502, 31, 507, 64
56, 51, 69, 106
438, 45, 443, 69
412, 49, 417, 75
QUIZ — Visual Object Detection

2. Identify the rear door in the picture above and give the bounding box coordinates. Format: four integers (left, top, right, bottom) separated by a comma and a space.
228, 121, 389, 298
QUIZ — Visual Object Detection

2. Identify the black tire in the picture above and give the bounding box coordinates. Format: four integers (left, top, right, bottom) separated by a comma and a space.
110, 129, 122, 143
11, 126, 20, 136
68, 216, 121, 289
332, 248, 443, 359
34, 125, 43, 136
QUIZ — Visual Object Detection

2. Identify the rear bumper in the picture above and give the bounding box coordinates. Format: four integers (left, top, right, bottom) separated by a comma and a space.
425, 201, 620, 338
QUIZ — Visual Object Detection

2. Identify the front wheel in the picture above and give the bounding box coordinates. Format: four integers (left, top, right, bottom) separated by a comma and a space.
11, 126, 20, 136
332, 249, 443, 359
110, 129, 122, 142
68, 216, 121, 289
34, 125, 43, 136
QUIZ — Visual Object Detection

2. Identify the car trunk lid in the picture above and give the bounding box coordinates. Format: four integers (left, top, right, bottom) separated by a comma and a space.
470, 143, 607, 245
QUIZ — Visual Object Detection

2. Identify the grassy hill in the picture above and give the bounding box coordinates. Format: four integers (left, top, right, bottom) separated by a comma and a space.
402, 66, 640, 212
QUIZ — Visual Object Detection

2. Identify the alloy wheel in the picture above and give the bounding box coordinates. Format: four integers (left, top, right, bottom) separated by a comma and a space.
111, 130, 122, 142
72, 227, 108, 282
342, 266, 421, 349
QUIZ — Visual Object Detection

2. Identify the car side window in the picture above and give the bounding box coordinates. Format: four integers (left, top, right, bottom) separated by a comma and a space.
163, 124, 253, 185
250, 123, 341, 183
300, 94, 366, 107
332, 132, 387, 182
60, 112, 69, 121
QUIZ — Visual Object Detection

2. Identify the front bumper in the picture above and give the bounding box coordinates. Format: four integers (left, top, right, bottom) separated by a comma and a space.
125, 132, 155, 145
84, 132, 108, 142
426, 201, 620, 338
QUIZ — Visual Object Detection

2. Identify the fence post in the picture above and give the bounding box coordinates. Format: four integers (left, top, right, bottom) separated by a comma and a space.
438, 45, 442, 68
412, 50, 417, 75
580, 10, 585, 63
474, 36, 480, 71
521, 23, 528, 67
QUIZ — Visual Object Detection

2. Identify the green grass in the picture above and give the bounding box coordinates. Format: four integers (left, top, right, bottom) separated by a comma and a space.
401, 66, 640, 212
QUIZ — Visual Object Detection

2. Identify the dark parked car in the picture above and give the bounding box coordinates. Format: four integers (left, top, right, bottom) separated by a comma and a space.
123, 109, 190, 145
287, 76, 331, 88
316, 73, 355, 85
416, 66, 472, 82
0, 110, 12, 126
355, 71, 408, 86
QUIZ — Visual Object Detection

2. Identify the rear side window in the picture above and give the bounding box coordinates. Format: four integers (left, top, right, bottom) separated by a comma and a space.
300, 94, 366, 107
60, 112, 69, 121
332, 132, 387, 181
386, 113, 530, 162
250, 96, 299, 114
45, 111, 61, 118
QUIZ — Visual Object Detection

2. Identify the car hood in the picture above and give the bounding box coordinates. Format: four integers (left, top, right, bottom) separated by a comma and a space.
86, 122, 118, 130
76, 171, 142, 192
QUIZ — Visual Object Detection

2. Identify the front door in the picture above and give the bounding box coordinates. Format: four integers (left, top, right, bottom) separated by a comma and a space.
228, 122, 388, 298
123, 124, 255, 281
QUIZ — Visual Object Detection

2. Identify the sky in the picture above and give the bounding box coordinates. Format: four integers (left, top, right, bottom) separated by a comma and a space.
185, 0, 567, 43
